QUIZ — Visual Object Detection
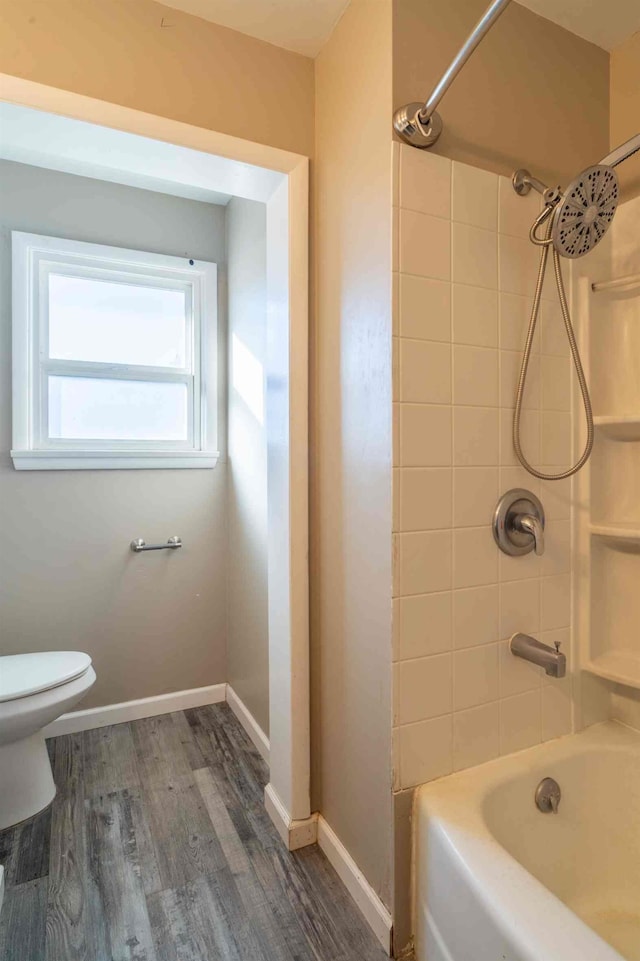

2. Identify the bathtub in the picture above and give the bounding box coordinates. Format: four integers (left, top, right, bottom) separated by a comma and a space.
414, 722, 640, 961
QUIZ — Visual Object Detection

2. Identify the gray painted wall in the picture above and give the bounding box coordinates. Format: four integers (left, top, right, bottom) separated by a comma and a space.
226, 197, 269, 735
0, 160, 229, 708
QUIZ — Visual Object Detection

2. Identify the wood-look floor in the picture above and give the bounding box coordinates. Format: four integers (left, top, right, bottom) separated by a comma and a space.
0, 704, 388, 961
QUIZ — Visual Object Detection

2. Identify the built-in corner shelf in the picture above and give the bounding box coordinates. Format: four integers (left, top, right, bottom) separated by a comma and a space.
594, 415, 640, 441
581, 230, 640, 696
592, 272, 640, 295
585, 651, 640, 690
590, 523, 640, 548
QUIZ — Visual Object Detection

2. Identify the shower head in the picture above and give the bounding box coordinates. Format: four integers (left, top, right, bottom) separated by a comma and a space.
513, 163, 618, 258
512, 132, 640, 259
550, 164, 618, 259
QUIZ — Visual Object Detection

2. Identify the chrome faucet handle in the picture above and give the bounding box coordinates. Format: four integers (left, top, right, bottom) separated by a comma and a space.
493, 489, 545, 558
515, 513, 545, 556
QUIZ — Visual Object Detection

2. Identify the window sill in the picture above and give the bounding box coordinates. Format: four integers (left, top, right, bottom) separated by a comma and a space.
11, 450, 220, 471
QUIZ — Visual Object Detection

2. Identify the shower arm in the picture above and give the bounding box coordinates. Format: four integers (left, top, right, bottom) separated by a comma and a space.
393, 0, 512, 148
512, 170, 561, 205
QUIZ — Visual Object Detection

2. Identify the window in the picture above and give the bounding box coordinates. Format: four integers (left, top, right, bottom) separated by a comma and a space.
11, 232, 218, 469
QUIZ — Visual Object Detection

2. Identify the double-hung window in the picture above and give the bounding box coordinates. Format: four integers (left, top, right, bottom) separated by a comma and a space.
11, 232, 218, 470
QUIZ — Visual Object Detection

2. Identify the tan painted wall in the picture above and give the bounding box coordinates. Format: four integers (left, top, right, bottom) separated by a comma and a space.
313, 0, 394, 907
0, 160, 228, 708
0, 0, 314, 158
393, 0, 610, 187
226, 197, 270, 736
610, 30, 640, 199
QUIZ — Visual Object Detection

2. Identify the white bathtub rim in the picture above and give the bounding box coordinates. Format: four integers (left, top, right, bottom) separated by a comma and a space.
414, 722, 637, 961
418, 721, 638, 812
422, 813, 624, 961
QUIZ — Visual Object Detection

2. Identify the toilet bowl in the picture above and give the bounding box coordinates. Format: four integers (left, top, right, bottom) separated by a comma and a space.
0, 651, 96, 830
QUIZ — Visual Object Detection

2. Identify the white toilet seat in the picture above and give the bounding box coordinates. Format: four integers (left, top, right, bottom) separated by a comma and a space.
0, 651, 96, 830
0, 651, 92, 702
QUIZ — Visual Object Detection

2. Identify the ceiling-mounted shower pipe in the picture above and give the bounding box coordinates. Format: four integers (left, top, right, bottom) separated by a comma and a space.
393, 0, 512, 148
601, 133, 640, 169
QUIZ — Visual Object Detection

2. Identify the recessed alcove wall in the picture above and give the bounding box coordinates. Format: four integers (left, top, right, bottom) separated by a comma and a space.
590, 539, 640, 662
590, 283, 640, 420
590, 436, 640, 525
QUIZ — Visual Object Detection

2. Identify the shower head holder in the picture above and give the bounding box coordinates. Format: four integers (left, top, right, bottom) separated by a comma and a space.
512, 169, 561, 207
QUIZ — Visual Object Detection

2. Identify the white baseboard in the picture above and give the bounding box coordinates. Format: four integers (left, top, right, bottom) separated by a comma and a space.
317, 816, 392, 955
264, 782, 318, 851
43, 683, 226, 737
225, 685, 270, 765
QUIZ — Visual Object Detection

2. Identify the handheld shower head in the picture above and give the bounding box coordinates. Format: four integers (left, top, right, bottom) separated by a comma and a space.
512, 132, 640, 260
551, 164, 618, 259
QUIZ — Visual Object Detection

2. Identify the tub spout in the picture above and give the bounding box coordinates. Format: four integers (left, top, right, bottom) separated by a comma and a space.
510, 633, 566, 678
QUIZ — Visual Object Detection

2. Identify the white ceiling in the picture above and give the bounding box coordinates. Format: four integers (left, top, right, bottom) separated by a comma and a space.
159, 0, 640, 56
158, 0, 349, 57
508, 0, 639, 52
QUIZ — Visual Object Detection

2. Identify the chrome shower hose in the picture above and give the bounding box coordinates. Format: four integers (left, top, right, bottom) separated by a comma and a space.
513, 205, 594, 481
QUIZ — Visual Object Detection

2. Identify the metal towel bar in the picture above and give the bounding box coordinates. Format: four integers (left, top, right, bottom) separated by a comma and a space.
130, 537, 182, 552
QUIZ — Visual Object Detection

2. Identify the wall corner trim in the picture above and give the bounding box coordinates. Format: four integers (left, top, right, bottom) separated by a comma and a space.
264, 782, 318, 850
317, 816, 393, 955
42, 683, 227, 737
226, 684, 270, 764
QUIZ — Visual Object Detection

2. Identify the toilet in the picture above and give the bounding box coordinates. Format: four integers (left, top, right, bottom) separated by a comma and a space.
0, 652, 96, 830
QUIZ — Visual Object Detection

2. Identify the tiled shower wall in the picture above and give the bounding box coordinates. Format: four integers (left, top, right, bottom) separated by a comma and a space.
391, 143, 576, 792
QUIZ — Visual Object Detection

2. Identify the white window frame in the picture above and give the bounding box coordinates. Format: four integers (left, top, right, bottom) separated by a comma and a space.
11, 231, 219, 470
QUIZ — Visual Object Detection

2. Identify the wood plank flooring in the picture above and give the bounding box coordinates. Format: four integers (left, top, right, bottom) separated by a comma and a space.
0, 704, 388, 961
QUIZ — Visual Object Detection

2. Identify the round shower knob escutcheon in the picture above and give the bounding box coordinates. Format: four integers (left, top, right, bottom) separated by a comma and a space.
493, 489, 545, 557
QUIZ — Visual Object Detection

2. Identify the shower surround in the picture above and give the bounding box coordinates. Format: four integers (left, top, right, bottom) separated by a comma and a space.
391, 142, 640, 952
